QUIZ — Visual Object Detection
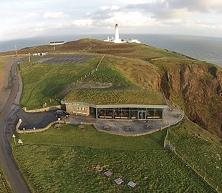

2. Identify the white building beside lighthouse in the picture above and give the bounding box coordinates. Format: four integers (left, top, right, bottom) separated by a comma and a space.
104, 24, 141, 44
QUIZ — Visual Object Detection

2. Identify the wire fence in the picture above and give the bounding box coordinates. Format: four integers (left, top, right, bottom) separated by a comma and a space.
164, 129, 220, 193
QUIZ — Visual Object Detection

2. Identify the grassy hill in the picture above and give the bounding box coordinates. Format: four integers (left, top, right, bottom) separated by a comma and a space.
20, 52, 164, 109
17, 39, 222, 137
7, 39, 222, 192
13, 124, 217, 193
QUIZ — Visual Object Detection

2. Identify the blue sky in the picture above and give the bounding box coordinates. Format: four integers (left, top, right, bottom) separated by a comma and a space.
1, 0, 222, 41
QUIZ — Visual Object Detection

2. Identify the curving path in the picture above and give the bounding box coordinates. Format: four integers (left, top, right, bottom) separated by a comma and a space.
0, 58, 31, 193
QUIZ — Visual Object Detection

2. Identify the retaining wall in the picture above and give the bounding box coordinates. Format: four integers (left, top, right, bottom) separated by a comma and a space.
23, 105, 61, 113
16, 120, 66, 134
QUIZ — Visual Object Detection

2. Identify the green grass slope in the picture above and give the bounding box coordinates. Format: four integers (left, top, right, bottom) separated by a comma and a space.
65, 56, 164, 105
168, 120, 222, 192
20, 55, 100, 109
13, 125, 216, 193
0, 169, 11, 193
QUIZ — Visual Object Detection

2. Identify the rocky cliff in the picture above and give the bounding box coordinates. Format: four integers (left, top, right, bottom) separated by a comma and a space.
160, 61, 222, 137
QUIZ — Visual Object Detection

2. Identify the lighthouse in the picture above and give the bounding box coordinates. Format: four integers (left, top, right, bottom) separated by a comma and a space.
104, 24, 140, 44
114, 24, 122, 43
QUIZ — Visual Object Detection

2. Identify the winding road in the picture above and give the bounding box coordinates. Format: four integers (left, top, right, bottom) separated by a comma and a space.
0, 57, 30, 193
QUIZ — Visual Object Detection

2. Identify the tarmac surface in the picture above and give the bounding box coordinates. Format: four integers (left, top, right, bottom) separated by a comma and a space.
17, 109, 57, 130
0, 58, 31, 193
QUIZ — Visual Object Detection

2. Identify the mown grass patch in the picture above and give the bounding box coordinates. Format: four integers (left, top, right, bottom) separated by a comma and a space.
15, 124, 166, 150
13, 124, 215, 193
20, 56, 100, 109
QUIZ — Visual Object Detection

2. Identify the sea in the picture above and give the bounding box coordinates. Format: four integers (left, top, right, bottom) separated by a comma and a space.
1, 34, 222, 67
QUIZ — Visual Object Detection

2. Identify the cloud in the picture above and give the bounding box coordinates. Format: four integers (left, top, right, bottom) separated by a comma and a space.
87, 5, 154, 27
1, 0, 222, 41
71, 19, 93, 27
76, 1, 222, 36
43, 11, 65, 19
168, 0, 222, 12
126, 0, 222, 20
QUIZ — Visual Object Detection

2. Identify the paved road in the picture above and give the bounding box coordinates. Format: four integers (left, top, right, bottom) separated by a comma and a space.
0, 58, 31, 193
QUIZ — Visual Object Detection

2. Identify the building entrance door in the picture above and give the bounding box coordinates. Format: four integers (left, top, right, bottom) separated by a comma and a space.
138, 111, 146, 120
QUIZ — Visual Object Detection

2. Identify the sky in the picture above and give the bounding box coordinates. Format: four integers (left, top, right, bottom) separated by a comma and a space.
1, 0, 222, 41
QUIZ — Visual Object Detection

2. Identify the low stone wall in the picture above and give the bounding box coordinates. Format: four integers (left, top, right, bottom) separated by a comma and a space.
162, 111, 184, 130
16, 120, 66, 134
23, 105, 61, 113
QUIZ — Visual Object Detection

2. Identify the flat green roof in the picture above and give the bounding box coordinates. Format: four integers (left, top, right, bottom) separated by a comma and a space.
64, 101, 168, 109
65, 89, 165, 106
94, 104, 168, 109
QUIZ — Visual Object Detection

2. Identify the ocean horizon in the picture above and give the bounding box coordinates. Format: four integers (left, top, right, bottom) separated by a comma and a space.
1, 34, 222, 67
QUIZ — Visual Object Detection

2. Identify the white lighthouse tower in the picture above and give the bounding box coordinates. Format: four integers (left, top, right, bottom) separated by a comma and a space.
105, 23, 140, 44
114, 24, 122, 43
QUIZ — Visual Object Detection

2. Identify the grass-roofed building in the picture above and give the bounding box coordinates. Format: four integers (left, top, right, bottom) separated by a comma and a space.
61, 53, 167, 120
64, 101, 167, 120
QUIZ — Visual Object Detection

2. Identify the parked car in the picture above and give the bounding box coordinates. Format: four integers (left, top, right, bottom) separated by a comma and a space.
55, 110, 70, 118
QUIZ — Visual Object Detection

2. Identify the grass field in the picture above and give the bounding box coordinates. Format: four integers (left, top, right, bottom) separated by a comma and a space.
0, 169, 11, 193
13, 124, 216, 193
20, 55, 100, 109
168, 120, 222, 192
21, 53, 164, 109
